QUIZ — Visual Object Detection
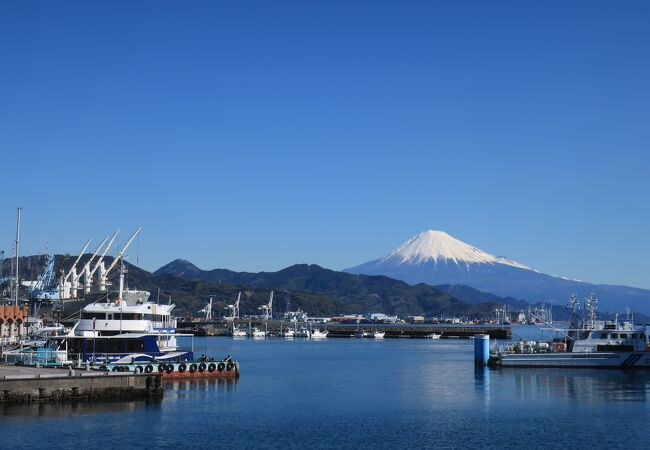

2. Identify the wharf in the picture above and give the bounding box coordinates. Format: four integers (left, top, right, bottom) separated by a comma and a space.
180, 320, 511, 339
0, 365, 162, 404
321, 323, 511, 339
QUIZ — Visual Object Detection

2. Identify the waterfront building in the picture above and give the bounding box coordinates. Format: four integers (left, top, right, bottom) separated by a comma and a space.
0, 305, 29, 344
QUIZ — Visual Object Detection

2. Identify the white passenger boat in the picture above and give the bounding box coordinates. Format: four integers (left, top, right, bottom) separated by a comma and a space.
371, 331, 385, 339
490, 294, 650, 368
427, 333, 442, 339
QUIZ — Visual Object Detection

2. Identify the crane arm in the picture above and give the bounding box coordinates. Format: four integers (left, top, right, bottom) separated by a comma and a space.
64, 238, 92, 281
104, 227, 141, 274
85, 235, 109, 270
89, 230, 119, 277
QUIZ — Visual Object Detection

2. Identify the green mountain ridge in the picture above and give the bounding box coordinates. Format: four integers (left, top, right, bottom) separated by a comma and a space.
3, 255, 528, 319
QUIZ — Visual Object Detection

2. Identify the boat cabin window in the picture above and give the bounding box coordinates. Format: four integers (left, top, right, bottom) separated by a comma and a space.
115, 313, 140, 320
641, 334, 646, 340
631, 333, 638, 339
592, 332, 606, 339
620, 333, 628, 339
81, 312, 106, 320
609, 333, 618, 339
143, 314, 165, 321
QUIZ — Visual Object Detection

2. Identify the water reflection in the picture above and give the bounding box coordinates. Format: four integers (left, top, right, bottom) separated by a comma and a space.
0, 379, 238, 417
0, 397, 160, 418
474, 366, 491, 405
164, 377, 238, 393
491, 369, 650, 402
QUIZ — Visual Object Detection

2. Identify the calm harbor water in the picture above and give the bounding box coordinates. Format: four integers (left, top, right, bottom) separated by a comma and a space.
3, 326, 650, 449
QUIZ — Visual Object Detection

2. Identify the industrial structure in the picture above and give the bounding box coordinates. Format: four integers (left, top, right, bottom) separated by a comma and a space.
23, 227, 142, 303
258, 291, 273, 321
224, 292, 241, 321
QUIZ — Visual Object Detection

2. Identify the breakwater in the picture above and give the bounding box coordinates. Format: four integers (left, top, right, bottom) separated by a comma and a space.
0, 365, 162, 404
179, 320, 511, 339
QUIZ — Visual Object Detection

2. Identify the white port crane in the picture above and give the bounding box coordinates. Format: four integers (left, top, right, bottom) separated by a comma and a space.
259, 291, 273, 321
224, 292, 241, 321
59, 238, 92, 299
200, 297, 213, 321
98, 227, 141, 292
85, 230, 119, 294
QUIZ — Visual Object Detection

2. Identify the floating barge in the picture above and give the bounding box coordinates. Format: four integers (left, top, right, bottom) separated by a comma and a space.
99, 357, 240, 378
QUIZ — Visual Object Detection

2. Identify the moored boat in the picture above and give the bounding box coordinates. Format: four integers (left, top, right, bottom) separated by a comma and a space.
310, 329, 328, 339
354, 329, 369, 338
247, 327, 266, 338
489, 294, 650, 368
280, 327, 295, 338
294, 326, 310, 338
231, 326, 247, 337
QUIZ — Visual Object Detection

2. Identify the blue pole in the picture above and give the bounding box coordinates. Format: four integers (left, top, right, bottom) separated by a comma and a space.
474, 334, 490, 366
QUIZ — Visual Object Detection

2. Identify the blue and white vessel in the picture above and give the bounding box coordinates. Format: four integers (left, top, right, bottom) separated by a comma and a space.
489, 294, 650, 368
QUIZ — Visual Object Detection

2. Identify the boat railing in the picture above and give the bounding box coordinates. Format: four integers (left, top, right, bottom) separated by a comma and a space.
151, 320, 177, 329
0, 336, 21, 346
3, 348, 196, 367
3, 349, 71, 367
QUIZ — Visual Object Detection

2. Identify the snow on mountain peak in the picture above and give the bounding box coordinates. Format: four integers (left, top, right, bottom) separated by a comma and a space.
381, 230, 531, 270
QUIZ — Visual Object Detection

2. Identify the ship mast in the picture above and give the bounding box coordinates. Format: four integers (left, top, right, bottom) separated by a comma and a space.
14, 207, 21, 306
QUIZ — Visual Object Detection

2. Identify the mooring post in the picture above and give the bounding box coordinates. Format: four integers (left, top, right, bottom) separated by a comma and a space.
474, 334, 490, 366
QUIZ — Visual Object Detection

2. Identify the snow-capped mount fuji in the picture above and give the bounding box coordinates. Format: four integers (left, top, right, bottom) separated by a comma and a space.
380, 230, 531, 270
345, 230, 650, 314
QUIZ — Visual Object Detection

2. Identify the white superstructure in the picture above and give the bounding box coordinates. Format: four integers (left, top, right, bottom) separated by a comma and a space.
491, 294, 650, 368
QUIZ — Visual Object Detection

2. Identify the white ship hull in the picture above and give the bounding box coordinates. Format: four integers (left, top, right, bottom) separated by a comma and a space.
495, 351, 650, 368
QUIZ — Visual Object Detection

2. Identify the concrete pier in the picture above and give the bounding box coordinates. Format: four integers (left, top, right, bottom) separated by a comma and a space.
0, 365, 162, 404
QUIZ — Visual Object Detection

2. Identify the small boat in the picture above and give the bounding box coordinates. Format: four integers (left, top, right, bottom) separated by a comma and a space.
427, 333, 442, 339
247, 327, 266, 338
354, 329, 369, 338
310, 329, 328, 339
280, 328, 295, 338
294, 326, 310, 338
371, 331, 385, 339
231, 327, 247, 337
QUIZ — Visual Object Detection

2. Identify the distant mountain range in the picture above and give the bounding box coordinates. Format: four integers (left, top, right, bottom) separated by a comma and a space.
3, 254, 519, 318
155, 260, 514, 317
345, 230, 650, 314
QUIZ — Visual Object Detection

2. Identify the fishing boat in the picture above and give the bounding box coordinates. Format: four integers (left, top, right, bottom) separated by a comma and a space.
489, 294, 650, 368
247, 327, 266, 338
310, 329, 328, 339
354, 329, 369, 338
231, 326, 247, 337
280, 327, 295, 338
294, 326, 310, 338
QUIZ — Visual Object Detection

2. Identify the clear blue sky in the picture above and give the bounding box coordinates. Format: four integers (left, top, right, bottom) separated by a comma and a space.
1, 1, 649, 288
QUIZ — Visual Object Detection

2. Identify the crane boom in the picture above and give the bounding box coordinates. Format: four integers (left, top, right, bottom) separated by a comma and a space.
89, 230, 119, 278
64, 238, 92, 282
105, 227, 141, 274
86, 235, 109, 270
